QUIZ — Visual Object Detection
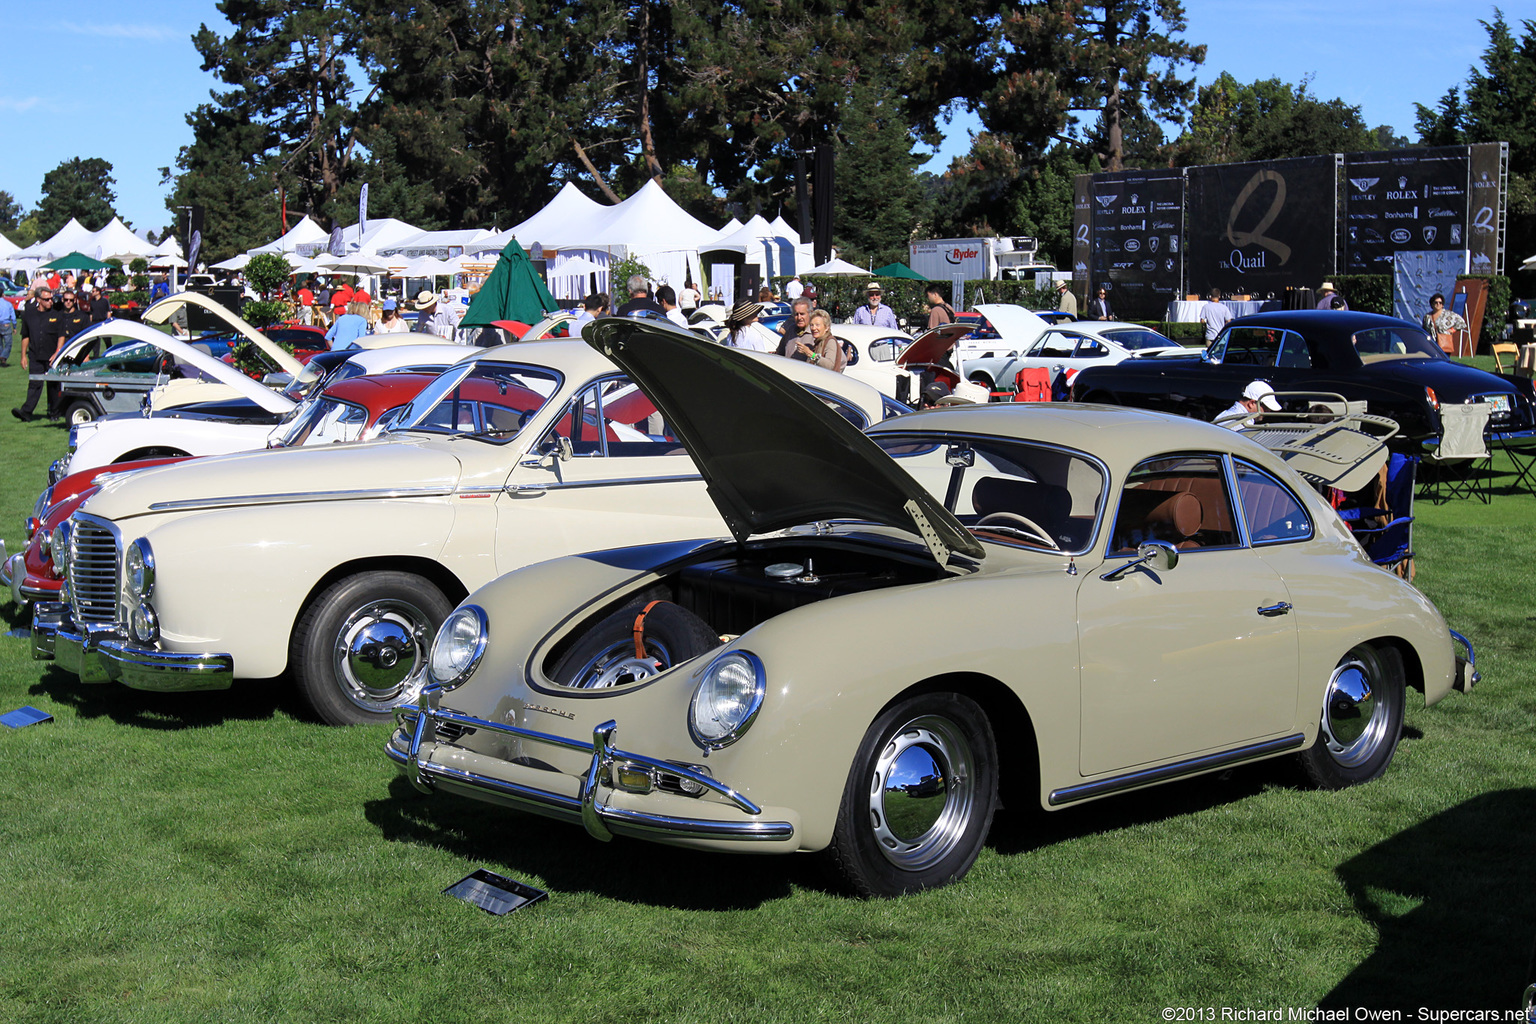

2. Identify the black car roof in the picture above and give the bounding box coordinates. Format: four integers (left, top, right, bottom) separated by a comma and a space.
1229, 309, 1425, 337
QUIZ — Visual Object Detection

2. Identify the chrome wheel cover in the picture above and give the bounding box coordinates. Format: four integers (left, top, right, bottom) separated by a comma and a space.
1320, 649, 1397, 768
568, 638, 672, 689
331, 598, 431, 713
868, 715, 975, 870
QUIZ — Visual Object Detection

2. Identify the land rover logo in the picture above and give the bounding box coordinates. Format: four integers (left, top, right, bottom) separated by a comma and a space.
1422, 226, 1437, 244
1124, 239, 1141, 252
1390, 228, 1411, 244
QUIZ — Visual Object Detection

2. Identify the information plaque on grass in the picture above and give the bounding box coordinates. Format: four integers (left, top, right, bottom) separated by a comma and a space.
1, 706, 53, 729
443, 869, 547, 916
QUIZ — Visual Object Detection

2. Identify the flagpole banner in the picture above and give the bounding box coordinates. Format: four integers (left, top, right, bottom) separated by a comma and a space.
359, 182, 370, 240
1343, 145, 1470, 273
1072, 174, 1091, 297
1467, 142, 1507, 275
1088, 169, 1184, 321
1185, 155, 1335, 298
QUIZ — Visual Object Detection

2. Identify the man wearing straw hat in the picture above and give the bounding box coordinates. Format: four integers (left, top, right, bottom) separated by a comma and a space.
413, 289, 457, 341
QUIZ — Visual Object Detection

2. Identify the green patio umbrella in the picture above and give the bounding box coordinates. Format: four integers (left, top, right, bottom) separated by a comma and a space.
459, 238, 558, 329
41, 251, 112, 271
871, 262, 927, 281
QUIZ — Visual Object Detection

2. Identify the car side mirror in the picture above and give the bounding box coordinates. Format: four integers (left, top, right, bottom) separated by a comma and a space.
1101, 540, 1179, 581
524, 435, 573, 469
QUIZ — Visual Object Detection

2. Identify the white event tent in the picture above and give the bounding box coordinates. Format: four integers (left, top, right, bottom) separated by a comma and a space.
252, 216, 329, 255
704, 213, 813, 283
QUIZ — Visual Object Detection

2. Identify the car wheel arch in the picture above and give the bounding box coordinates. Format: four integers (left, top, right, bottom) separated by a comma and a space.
116, 446, 192, 463
877, 671, 1041, 813
1365, 634, 1428, 698
290, 555, 469, 654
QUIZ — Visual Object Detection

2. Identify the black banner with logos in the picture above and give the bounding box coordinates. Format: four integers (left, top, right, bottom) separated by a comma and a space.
1087, 169, 1184, 320
1343, 146, 1468, 273
1467, 142, 1504, 275
1184, 155, 1336, 298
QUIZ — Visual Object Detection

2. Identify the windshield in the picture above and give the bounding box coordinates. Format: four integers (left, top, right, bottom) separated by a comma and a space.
1102, 327, 1176, 351
875, 434, 1105, 553
270, 397, 373, 447
388, 360, 562, 439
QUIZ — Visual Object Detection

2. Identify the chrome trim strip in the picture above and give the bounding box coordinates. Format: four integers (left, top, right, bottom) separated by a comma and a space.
582, 721, 618, 841
1222, 453, 1251, 547
148, 484, 457, 513
507, 472, 702, 493
1048, 733, 1307, 806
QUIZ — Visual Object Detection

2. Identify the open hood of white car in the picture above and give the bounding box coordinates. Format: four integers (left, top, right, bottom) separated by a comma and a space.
66, 320, 296, 415
585, 316, 984, 564
970, 304, 1051, 352
142, 292, 305, 377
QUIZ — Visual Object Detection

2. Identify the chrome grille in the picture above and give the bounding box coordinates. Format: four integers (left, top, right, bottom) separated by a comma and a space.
70, 520, 120, 626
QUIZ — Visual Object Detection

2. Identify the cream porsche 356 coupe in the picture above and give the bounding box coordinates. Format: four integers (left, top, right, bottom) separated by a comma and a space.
390, 317, 1478, 897
31, 334, 892, 726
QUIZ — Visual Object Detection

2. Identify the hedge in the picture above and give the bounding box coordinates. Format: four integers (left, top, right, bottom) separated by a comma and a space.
775, 276, 1054, 328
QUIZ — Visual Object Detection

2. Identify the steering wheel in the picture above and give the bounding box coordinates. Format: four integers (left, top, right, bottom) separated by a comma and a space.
975, 512, 1061, 550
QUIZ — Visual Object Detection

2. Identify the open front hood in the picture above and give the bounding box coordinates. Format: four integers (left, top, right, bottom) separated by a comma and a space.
972, 304, 1051, 350
66, 320, 295, 415
898, 322, 974, 368
585, 317, 984, 563
143, 293, 305, 377
84, 439, 463, 522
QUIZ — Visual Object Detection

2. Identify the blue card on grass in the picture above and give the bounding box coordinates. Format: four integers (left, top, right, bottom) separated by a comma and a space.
1, 706, 53, 729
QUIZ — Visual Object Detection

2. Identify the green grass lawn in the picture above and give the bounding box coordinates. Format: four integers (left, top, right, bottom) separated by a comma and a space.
1, 362, 1533, 1022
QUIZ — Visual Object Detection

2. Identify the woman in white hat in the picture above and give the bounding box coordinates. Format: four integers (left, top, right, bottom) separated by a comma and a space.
723, 301, 771, 351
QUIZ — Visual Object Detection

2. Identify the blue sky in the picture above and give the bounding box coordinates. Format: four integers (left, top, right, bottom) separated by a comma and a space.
0, 0, 1509, 239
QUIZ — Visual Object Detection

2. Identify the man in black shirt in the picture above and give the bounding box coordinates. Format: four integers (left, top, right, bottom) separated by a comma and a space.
13, 287, 68, 421
57, 289, 91, 339
86, 284, 111, 324
615, 274, 665, 317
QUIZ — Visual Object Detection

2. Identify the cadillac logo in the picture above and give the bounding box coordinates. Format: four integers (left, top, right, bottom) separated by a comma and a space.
1390, 228, 1411, 244
1422, 226, 1437, 244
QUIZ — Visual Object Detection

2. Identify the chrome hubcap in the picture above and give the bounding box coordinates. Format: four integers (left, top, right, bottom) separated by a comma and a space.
868, 716, 974, 870
1321, 652, 1393, 767
333, 599, 430, 712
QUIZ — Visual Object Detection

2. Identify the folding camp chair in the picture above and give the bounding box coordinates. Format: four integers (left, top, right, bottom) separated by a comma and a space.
1421, 402, 1492, 503
1012, 366, 1052, 403
1338, 453, 1417, 580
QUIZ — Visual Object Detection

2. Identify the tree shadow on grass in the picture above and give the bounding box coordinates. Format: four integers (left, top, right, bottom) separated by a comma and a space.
365, 775, 818, 910
1319, 788, 1536, 1010
27, 663, 301, 729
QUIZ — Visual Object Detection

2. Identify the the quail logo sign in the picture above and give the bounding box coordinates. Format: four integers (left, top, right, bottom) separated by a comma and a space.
1226, 168, 1292, 264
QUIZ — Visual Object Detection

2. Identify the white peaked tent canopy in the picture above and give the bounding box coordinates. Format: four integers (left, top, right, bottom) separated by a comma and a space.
0, 232, 20, 258
565, 179, 717, 289
708, 217, 745, 244
706, 214, 814, 280
378, 228, 493, 257
86, 217, 158, 261
21, 217, 95, 258
253, 216, 329, 254
342, 218, 427, 255
476, 182, 612, 254
153, 236, 184, 259
808, 257, 871, 276
770, 215, 803, 241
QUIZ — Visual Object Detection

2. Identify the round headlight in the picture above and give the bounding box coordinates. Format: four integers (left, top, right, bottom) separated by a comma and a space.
689, 651, 766, 750
428, 605, 488, 690
125, 538, 154, 598
129, 602, 159, 644
37, 527, 51, 559
51, 523, 71, 577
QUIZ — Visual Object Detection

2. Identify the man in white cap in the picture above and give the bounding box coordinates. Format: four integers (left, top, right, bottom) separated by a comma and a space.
1215, 380, 1281, 429
413, 289, 457, 341
1315, 283, 1347, 310
852, 281, 898, 329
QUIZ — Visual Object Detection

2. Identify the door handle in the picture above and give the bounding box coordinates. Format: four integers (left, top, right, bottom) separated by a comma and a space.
1257, 601, 1292, 616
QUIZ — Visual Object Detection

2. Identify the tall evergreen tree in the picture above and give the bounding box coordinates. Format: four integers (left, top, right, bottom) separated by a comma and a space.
0, 191, 22, 233
1170, 73, 1379, 166
832, 76, 932, 267
35, 158, 121, 237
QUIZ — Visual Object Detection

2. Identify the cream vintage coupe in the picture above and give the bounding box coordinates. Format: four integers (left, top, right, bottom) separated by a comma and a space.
390, 317, 1478, 896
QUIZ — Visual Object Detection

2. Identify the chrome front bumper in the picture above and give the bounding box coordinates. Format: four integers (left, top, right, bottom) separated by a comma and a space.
31, 601, 234, 692
1, 546, 20, 605
1450, 629, 1480, 693
390, 684, 795, 846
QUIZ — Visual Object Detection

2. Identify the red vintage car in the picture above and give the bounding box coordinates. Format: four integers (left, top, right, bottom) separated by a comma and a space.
3, 371, 437, 609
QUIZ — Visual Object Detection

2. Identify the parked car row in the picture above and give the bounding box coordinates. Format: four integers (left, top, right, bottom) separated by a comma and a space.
9, 310, 1481, 898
